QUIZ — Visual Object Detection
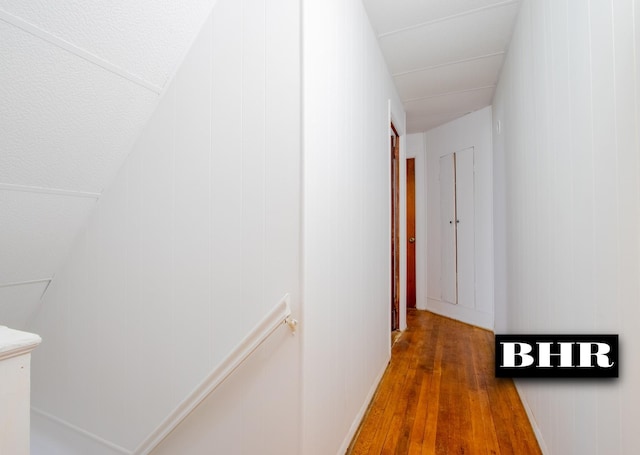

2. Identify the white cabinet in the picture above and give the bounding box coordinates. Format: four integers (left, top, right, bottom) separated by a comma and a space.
425, 107, 493, 330
439, 147, 475, 308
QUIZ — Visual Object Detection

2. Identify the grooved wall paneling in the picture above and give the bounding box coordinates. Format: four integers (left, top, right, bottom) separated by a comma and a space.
302, 0, 405, 453
28, 0, 301, 452
493, 0, 640, 452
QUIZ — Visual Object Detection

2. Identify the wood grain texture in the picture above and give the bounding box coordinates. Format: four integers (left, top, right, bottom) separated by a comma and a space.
406, 158, 416, 309
347, 310, 541, 455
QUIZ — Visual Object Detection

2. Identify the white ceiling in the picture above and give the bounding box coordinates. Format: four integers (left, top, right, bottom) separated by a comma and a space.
362, 0, 521, 133
0, 0, 216, 328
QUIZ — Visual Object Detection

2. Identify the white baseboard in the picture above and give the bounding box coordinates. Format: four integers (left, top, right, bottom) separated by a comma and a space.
513, 381, 550, 455
31, 407, 131, 455
426, 298, 493, 330
336, 355, 390, 455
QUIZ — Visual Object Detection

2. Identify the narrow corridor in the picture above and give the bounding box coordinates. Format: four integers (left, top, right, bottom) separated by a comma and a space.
348, 310, 541, 454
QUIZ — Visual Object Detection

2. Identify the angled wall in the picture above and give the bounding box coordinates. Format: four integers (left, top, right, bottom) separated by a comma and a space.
302, 0, 406, 453
493, 0, 640, 452
0, 0, 217, 332
28, 0, 301, 452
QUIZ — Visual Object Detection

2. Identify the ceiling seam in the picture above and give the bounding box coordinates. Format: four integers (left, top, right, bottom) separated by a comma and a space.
392, 52, 505, 77
0, 183, 101, 199
0, 278, 51, 289
404, 84, 496, 103
377, 0, 520, 38
0, 9, 162, 95
409, 111, 475, 120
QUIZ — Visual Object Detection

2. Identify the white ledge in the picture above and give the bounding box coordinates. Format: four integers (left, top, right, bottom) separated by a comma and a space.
0, 326, 42, 361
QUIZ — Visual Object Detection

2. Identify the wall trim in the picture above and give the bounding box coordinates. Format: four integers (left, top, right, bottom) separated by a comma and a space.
0, 8, 162, 95
404, 84, 495, 104
426, 298, 493, 330
0, 278, 51, 289
31, 407, 132, 455
377, 0, 519, 38
336, 354, 390, 455
392, 52, 504, 77
513, 381, 550, 455
389, 100, 408, 332
0, 183, 101, 199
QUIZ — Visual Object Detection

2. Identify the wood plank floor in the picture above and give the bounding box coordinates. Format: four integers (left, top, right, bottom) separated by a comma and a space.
347, 310, 541, 455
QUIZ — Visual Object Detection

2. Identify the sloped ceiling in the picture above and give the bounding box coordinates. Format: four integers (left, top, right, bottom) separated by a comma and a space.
362, 0, 520, 133
0, 1, 216, 329
1, 0, 520, 329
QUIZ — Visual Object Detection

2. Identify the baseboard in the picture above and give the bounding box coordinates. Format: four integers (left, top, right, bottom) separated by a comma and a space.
31, 407, 131, 455
426, 298, 493, 330
336, 355, 390, 455
512, 381, 550, 455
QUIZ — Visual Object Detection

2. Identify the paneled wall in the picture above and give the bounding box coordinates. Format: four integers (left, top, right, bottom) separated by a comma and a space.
28, 0, 301, 452
493, 0, 640, 452
302, 0, 406, 452
0, 0, 214, 332
424, 107, 494, 329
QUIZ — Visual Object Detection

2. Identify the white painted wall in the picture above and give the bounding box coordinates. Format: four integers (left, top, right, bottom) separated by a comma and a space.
302, 0, 406, 452
0, 327, 41, 455
406, 133, 427, 310
0, 0, 218, 331
493, 0, 640, 453
28, 0, 301, 452
424, 107, 494, 329
27, 0, 407, 453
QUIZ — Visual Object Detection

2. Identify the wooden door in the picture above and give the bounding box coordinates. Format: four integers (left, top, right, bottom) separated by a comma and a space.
391, 125, 400, 330
406, 158, 416, 308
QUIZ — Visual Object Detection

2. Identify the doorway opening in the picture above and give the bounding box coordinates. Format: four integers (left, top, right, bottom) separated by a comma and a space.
406, 158, 416, 309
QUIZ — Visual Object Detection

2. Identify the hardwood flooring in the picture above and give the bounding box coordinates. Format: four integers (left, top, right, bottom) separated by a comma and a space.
347, 310, 541, 455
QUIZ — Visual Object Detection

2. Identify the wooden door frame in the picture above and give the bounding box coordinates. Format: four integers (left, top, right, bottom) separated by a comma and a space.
391, 123, 400, 331
406, 158, 416, 309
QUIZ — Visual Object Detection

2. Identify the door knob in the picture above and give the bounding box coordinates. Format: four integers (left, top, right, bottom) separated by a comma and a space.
409, 237, 415, 243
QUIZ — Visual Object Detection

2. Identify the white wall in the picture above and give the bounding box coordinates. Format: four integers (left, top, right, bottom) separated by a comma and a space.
406, 133, 427, 310
0, 0, 216, 333
424, 107, 494, 329
493, 0, 640, 453
302, 0, 406, 452
28, 0, 409, 453
28, 0, 301, 452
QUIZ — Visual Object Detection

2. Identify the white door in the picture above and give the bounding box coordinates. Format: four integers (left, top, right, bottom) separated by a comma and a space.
439, 153, 457, 304
439, 148, 475, 307
455, 148, 475, 308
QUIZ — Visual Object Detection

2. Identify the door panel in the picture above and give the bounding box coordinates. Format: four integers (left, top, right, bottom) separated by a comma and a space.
439, 153, 457, 305
455, 148, 475, 309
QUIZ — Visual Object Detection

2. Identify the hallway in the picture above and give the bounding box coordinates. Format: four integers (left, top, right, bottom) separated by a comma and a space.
348, 310, 541, 454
